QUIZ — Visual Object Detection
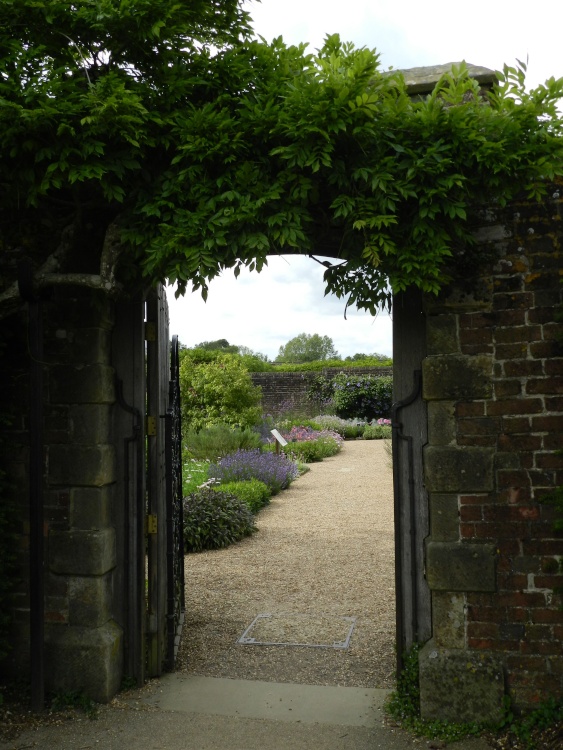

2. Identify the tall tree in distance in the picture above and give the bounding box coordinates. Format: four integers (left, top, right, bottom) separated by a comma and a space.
194, 339, 239, 354
276, 333, 339, 363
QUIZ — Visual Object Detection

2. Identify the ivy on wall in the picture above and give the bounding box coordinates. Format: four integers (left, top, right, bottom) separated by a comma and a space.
1, 3, 563, 317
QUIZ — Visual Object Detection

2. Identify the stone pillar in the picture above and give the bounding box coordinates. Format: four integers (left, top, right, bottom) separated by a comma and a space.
420, 293, 505, 723
43, 289, 122, 702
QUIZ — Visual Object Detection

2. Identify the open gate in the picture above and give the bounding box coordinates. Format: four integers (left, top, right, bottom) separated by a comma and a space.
113, 284, 184, 685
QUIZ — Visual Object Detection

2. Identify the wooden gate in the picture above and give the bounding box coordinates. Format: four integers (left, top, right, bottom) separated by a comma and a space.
392, 288, 431, 673
113, 284, 184, 684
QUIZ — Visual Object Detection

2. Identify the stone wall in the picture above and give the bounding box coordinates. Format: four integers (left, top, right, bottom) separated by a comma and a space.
419, 187, 563, 719
250, 366, 393, 416
3, 288, 122, 702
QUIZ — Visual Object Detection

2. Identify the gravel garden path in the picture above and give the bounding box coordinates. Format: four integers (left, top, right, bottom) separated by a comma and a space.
1, 440, 497, 750
176, 439, 397, 689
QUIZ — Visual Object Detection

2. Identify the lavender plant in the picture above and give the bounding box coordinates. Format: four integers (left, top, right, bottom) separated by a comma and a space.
209, 449, 299, 495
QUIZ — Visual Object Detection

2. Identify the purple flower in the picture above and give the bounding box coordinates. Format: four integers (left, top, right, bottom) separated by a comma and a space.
209, 449, 299, 494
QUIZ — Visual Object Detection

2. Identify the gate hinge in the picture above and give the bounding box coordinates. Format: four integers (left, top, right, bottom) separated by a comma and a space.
146, 514, 158, 535
146, 415, 157, 436
145, 322, 156, 342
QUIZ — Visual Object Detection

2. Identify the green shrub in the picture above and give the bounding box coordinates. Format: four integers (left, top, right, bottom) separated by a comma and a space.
363, 424, 392, 440
179, 353, 262, 432
217, 479, 272, 513
182, 487, 256, 552
305, 375, 336, 407
185, 423, 262, 460
283, 436, 341, 463
332, 374, 393, 421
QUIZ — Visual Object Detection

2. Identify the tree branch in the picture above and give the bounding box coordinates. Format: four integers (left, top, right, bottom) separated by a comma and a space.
0, 220, 124, 319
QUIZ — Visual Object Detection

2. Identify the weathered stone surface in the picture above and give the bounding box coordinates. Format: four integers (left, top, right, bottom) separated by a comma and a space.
426, 541, 496, 592
49, 529, 116, 576
48, 290, 115, 331
399, 63, 497, 95
50, 328, 111, 365
424, 446, 494, 492
429, 493, 459, 541
50, 364, 115, 404
426, 314, 459, 355
70, 486, 112, 529
424, 278, 494, 314
48, 444, 116, 486
71, 404, 112, 443
423, 355, 493, 400
432, 591, 465, 648
419, 640, 505, 723
427, 401, 456, 446
69, 574, 113, 627
45, 620, 123, 703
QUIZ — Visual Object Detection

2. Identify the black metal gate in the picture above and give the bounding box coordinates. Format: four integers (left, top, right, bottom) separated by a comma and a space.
164, 335, 185, 668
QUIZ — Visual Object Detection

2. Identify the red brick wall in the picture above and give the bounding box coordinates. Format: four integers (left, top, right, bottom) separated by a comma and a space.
423, 185, 563, 711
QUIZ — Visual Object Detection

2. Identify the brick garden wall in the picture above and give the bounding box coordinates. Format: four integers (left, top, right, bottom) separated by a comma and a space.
250, 366, 393, 416
419, 185, 563, 718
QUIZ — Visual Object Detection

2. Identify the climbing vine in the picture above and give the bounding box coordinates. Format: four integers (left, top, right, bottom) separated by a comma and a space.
1, 3, 563, 316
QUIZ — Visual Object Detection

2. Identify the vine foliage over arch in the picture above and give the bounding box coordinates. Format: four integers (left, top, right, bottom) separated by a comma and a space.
1, 1, 563, 316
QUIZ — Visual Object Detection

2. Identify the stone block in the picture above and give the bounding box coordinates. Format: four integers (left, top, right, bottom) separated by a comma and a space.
48, 444, 115, 486
49, 528, 116, 576
432, 591, 465, 648
426, 541, 496, 592
69, 573, 113, 627
71, 404, 112, 444
45, 620, 123, 703
49, 328, 111, 365
426, 314, 459, 355
424, 446, 494, 492
49, 290, 115, 331
419, 640, 505, 723
424, 278, 493, 313
429, 493, 459, 541
423, 355, 493, 400
50, 364, 115, 404
427, 402, 456, 446
70, 486, 112, 529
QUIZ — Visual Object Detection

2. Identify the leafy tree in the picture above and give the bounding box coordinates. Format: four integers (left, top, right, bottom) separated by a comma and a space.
179, 352, 262, 431
1, 4, 563, 318
238, 346, 269, 362
194, 339, 239, 354
276, 333, 339, 363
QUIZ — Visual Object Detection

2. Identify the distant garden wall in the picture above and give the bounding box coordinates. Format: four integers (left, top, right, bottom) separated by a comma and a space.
250, 366, 393, 416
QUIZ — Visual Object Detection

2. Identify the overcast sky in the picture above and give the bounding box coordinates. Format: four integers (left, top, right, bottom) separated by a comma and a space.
167, 0, 563, 360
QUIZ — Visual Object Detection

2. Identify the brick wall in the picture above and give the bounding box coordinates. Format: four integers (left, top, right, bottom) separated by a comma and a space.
251, 366, 393, 416
420, 186, 563, 718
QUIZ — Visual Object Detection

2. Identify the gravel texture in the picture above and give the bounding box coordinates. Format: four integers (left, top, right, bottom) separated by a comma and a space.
176, 439, 396, 688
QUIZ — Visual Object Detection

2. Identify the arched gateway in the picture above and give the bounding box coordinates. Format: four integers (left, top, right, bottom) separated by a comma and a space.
1, 63, 562, 724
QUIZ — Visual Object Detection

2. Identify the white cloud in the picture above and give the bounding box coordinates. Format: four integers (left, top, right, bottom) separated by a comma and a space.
167, 255, 392, 360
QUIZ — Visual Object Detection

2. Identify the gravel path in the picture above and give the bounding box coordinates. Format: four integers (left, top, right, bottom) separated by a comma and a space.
176, 439, 396, 688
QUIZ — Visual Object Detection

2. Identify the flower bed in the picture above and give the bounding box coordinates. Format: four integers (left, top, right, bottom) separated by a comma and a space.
208, 448, 299, 495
